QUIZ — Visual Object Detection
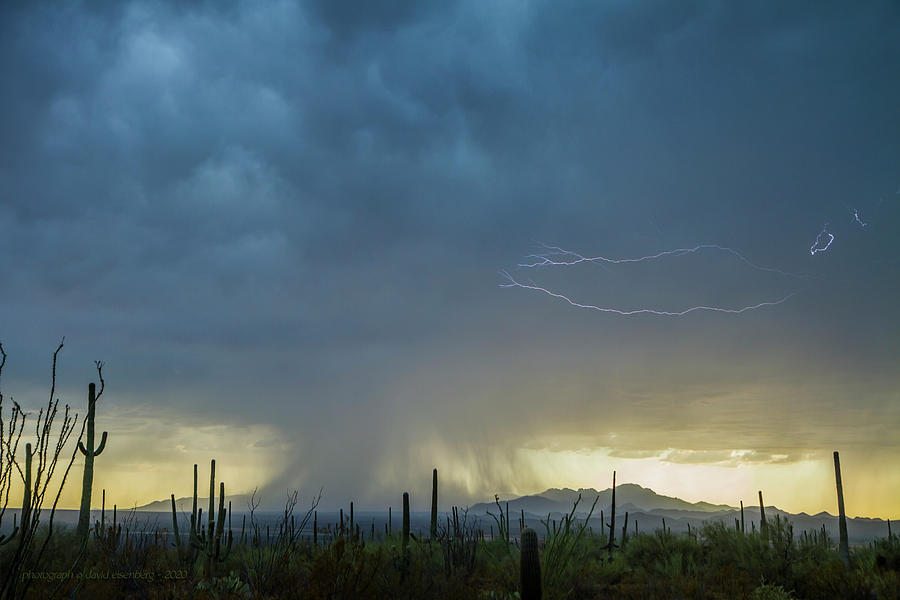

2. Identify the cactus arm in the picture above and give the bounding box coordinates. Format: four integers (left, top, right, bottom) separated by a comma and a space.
79, 431, 108, 457
215, 481, 226, 557
0, 527, 19, 546
93, 431, 108, 456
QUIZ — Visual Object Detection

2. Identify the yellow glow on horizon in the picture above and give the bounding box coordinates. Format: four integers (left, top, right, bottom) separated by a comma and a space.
511, 447, 900, 519
6, 407, 289, 511
6, 408, 899, 520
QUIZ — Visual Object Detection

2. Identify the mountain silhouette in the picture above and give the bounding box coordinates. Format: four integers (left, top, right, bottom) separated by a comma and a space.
469, 483, 734, 515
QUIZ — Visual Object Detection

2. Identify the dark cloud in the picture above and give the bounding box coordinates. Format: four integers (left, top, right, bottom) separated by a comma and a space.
1, 0, 899, 512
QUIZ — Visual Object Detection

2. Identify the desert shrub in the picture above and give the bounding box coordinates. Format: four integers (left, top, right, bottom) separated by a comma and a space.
750, 583, 794, 599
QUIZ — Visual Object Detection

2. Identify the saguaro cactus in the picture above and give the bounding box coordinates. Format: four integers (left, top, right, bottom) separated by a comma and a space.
189, 464, 199, 555
9, 443, 33, 544
606, 471, 617, 558
170, 494, 182, 552
77, 381, 108, 540
520, 527, 542, 600
190, 460, 232, 575
208, 459, 216, 556
834, 451, 850, 565
431, 468, 438, 539
402, 492, 410, 551
758, 491, 767, 540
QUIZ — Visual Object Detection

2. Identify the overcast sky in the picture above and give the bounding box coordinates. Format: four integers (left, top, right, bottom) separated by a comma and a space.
1, 0, 899, 517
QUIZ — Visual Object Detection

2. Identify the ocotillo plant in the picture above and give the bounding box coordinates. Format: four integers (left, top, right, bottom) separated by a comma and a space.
77, 378, 108, 541
520, 527, 542, 600
740, 500, 745, 533
441, 506, 479, 576
6, 443, 33, 546
540, 493, 598, 590
834, 451, 850, 565
506, 502, 510, 542
487, 495, 511, 550
431, 468, 438, 539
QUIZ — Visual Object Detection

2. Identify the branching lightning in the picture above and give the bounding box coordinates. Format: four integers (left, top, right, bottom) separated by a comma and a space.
809, 224, 835, 256
499, 270, 796, 316
502, 242, 804, 317
519, 242, 809, 279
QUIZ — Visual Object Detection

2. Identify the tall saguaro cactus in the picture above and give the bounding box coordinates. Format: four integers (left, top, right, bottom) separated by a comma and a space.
520, 527, 542, 600
208, 459, 216, 557
170, 494, 182, 554
189, 460, 232, 575
77, 380, 108, 540
758, 490, 767, 541
20, 443, 32, 537
402, 492, 410, 551
430, 468, 438, 539
834, 451, 850, 565
606, 471, 617, 558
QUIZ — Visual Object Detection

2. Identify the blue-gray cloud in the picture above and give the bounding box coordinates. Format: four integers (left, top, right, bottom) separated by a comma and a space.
1, 0, 899, 508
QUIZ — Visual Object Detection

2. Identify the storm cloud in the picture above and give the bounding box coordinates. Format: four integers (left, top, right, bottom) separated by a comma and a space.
1, 0, 899, 516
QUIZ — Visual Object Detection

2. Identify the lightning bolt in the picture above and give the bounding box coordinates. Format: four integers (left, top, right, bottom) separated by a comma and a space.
809, 224, 835, 256
849, 208, 867, 227
502, 242, 805, 317
499, 270, 796, 316
519, 242, 809, 279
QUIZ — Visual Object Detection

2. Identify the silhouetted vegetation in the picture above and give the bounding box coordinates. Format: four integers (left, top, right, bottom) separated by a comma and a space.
1, 504, 898, 599
1, 344, 899, 599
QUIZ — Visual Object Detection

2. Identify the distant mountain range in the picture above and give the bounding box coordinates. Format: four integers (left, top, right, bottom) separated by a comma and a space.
126, 483, 893, 545
468, 483, 891, 545
134, 495, 255, 513
470, 483, 734, 515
